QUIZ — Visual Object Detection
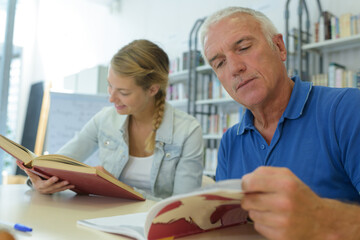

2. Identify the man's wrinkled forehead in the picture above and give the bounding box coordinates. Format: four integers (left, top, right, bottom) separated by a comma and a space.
203, 14, 259, 57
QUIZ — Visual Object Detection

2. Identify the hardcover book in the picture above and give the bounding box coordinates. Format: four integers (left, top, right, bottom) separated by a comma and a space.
0, 134, 144, 200
78, 179, 248, 240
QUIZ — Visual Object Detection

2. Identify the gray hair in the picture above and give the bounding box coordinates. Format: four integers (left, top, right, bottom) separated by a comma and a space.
200, 7, 279, 60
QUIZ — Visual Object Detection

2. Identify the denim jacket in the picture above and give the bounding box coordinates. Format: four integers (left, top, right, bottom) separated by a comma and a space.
57, 102, 204, 199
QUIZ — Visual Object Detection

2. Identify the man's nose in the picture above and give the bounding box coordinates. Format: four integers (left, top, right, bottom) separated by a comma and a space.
227, 53, 246, 76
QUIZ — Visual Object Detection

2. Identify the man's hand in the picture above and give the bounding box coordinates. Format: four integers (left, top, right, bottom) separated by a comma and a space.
241, 166, 360, 240
16, 161, 75, 194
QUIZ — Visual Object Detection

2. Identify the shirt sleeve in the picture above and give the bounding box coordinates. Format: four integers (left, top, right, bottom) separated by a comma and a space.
335, 88, 360, 192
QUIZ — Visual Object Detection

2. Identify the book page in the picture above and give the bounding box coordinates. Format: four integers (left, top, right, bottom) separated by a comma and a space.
77, 212, 147, 240
199, 178, 243, 191
0, 135, 35, 165
32, 160, 96, 174
35, 154, 89, 167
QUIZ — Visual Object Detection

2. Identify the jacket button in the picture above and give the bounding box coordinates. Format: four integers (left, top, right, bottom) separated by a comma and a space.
104, 140, 110, 146
160, 142, 164, 146
165, 153, 171, 158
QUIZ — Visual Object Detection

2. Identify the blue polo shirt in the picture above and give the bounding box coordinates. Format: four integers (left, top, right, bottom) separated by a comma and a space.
217, 76, 360, 202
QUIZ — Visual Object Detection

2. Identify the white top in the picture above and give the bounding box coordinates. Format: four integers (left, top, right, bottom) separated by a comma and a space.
119, 154, 154, 192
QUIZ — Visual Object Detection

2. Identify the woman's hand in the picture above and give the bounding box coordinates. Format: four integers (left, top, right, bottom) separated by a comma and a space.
16, 161, 75, 194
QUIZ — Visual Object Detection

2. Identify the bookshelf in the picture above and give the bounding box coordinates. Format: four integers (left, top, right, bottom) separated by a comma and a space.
301, 32, 360, 88
167, 69, 189, 109
196, 97, 235, 105
294, 3, 360, 88
169, 70, 189, 83
302, 34, 360, 53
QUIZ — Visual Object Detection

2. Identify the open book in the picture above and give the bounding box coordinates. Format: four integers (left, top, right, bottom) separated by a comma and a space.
78, 179, 248, 240
0, 134, 144, 200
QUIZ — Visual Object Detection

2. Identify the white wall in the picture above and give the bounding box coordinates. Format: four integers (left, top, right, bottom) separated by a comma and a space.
11, 0, 360, 142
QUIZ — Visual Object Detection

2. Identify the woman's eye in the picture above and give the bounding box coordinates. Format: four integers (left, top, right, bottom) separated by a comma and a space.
120, 92, 130, 96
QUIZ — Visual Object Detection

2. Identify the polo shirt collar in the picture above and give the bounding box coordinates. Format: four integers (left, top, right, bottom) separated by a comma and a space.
237, 76, 312, 135
283, 75, 312, 119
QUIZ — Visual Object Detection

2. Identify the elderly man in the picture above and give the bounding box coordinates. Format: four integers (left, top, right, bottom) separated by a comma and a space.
201, 6, 360, 240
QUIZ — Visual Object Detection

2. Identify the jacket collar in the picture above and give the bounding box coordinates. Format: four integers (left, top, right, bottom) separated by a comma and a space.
118, 102, 174, 144
155, 102, 174, 144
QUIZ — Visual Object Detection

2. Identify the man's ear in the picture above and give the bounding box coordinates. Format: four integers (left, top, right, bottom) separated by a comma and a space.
273, 34, 287, 62
149, 84, 160, 96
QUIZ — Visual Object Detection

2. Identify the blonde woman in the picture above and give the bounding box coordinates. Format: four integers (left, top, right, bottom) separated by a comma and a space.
20, 39, 204, 199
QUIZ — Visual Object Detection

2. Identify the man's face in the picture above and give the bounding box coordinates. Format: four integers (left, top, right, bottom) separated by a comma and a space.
203, 13, 287, 109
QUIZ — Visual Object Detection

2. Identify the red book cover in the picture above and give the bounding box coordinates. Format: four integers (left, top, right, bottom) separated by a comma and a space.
78, 179, 247, 240
0, 134, 144, 200
33, 165, 145, 200
146, 189, 247, 239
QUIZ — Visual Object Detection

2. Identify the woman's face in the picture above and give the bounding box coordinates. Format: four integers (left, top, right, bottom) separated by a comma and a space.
107, 67, 156, 116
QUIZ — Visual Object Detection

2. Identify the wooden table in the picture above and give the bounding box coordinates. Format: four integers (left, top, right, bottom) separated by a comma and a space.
0, 184, 266, 239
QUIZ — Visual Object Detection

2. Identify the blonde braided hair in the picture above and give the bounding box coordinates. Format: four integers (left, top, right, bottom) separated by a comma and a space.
110, 39, 169, 153
144, 89, 166, 152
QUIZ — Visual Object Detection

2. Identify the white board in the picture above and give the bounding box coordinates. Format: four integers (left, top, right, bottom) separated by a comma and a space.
44, 92, 110, 166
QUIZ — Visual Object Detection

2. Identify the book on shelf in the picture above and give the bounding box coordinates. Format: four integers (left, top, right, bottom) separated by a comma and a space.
350, 15, 357, 36
167, 82, 186, 100
323, 11, 336, 40
328, 62, 346, 88
340, 13, 352, 38
311, 73, 328, 87
330, 15, 339, 40
77, 178, 248, 240
0, 134, 144, 200
315, 12, 360, 43
312, 70, 357, 88
182, 50, 204, 70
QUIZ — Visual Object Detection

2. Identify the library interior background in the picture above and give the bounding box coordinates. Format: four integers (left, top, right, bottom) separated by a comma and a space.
0, 0, 360, 183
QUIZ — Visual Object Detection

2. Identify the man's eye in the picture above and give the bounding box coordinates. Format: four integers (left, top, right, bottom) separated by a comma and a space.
238, 46, 250, 52
216, 60, 225, 69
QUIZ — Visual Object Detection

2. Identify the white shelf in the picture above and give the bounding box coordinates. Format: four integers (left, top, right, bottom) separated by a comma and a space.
196, 98, 236, 105
196, 64, 213, 73
169, 65, 213, 83
168, 99, 188, 107
203, 134, 222, 140
302, 34, 360, 53
169, 70, 189, 83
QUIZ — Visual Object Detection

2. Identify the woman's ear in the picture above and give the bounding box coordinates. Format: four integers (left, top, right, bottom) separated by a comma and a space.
148, 84, 160, 96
